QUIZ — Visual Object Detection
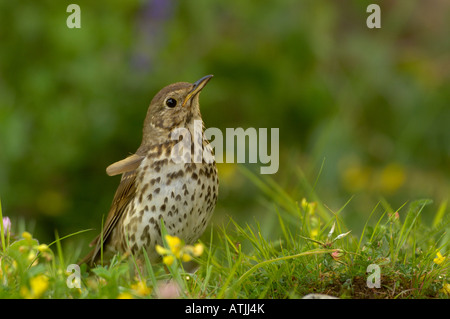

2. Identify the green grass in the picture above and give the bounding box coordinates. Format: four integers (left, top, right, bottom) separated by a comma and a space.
0, 169, 449, 299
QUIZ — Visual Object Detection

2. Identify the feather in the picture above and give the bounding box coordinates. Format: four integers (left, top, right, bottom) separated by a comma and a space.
106, 154, 144, 176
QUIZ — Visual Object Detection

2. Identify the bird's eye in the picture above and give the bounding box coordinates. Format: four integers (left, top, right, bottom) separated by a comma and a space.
165, 98, 177, 108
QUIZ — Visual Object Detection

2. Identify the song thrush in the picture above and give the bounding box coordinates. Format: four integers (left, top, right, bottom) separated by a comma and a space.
81, 75, 218, 267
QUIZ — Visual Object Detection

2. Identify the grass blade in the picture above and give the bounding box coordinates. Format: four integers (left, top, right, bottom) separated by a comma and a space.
0, 197, 6, 253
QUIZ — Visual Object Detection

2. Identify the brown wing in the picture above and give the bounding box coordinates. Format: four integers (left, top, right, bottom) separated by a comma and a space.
106, 154, 144, 176
79, 154, 145, 267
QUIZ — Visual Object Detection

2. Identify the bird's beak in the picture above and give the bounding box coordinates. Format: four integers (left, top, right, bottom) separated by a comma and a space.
182, 74, 213, 107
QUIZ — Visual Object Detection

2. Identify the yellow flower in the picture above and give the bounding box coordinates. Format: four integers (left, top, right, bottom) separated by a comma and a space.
165, 235, 182, 258
192, 243, 204, 257
22, 231, 32, 241
379, 163, 405, 195
37, 244, 49, 252
163, 255, 175, 266
301, 198, 308, 211
433, 251, 446, 265
181, 253, 192, 262
300, 198, 317, 215
21, 275, 49, 299
310, 229, 319, 239
440, 283, 450, 295
156, 235, 204, 266
117, 292, 134, 299
131, 281, 152, 297
155, 244, 169, 255
31, 275, 49, 298
180, 242, 204, 261
27, 251, 36, 262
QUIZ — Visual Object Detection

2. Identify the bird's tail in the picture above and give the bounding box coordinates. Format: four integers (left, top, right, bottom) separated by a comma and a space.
77, 235, 101, 267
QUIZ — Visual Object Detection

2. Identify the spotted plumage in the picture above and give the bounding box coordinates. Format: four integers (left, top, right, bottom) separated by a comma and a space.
80, 75, 218, 266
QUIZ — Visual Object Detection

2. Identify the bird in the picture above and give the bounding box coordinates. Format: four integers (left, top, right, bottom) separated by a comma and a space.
80, 75, 218, 267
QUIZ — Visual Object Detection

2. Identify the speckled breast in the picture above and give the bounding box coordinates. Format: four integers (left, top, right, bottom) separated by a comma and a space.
119, 142, 218, 261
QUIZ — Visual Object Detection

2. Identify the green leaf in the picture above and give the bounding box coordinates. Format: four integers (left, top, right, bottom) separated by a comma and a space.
8, 238, 39, 252
91, 266, 112, 280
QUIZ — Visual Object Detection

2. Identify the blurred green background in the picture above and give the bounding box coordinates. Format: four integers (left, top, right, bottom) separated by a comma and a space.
0, 1, 449, 252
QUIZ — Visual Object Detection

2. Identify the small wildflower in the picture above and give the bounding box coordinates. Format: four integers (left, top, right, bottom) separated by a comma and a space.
27, 251, 37, 262
181, 242, 204, 261
117, 292, 134, 299
155, 244, 169, 255
310, 228, 319, 239
392, 211, 400, 220
156, 235, 205, 266
162, 255, 175, 266
301, 198, 308, 211
21, 275, 49, 299
22, 231, 32, 242
301, 198, 317, 215
37, 244, 49, 253
300, 222, 351, 263
165, 235, 182, 258
433, 251, 446, 265
31, 275, 49, 298
331, 249, 344, 261
2, 217, 11, 235
181, 253, 192, 262
192, 243, 204, 257
131, 281, 152, 297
